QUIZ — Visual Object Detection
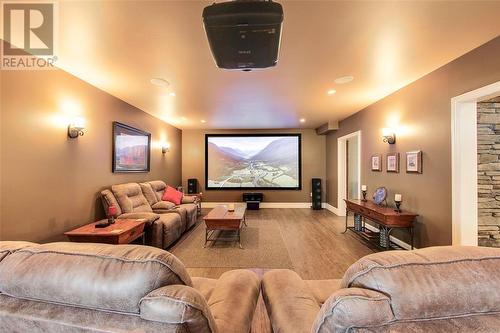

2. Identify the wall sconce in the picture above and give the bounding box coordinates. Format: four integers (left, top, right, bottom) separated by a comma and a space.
382, 128, 396, 144
162, 142, 171, 154
68, 117, 86, 138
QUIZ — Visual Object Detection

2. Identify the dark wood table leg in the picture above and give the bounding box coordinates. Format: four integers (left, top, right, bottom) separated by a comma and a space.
342, 209, 349, 233
410, 226, 414, 250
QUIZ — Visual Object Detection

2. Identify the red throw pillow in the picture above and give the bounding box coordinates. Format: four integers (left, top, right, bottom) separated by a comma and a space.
162, 186, 183, 205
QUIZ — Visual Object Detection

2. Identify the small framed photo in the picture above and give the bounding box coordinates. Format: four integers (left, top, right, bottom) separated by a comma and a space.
387, 153, 400, 173
371, 154, 382, 171
406, 151, 422, 173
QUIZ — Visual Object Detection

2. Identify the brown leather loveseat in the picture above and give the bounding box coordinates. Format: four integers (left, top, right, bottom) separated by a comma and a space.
0, 241, 260, 333
100, 180, 198, 249
262, 246, 500, 333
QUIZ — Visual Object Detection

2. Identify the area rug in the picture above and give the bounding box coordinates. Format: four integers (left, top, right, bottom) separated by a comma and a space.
170, 216, 293, 269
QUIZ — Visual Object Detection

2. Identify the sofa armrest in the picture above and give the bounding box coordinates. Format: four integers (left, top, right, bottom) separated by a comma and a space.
207, 269, 260, 333
139, 285, 217, 333
262, 269, 320, 333
312, 288, 394, 333
182, 195, 198, 204
118, 212, 160, 226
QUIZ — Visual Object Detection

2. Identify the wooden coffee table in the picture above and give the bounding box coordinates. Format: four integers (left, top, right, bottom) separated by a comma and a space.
203, 204, 246, 248
64, 219, 146, 245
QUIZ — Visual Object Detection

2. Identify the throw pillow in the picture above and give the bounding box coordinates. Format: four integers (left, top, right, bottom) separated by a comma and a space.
162, 186, 183, 205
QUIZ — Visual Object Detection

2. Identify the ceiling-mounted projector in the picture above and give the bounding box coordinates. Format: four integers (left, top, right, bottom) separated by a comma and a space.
202, 0, 284, 71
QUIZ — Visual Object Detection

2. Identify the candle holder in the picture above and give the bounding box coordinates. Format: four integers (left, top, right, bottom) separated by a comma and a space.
394, 200, 402, 213
362, 190, 367, 202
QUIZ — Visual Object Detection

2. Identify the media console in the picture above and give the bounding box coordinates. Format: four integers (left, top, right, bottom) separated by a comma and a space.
242, 192, 263, 210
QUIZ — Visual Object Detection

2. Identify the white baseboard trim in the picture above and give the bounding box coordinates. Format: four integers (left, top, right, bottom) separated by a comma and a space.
363, 223, 416, 250
323, 203, 340, 216
201, 202, 317, 209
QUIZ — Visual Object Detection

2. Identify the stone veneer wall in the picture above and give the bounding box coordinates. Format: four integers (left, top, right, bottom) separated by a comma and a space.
478, 96, 500, 247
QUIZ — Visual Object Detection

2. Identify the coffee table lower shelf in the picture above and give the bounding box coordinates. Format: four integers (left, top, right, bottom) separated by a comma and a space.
204, 228, 243, 249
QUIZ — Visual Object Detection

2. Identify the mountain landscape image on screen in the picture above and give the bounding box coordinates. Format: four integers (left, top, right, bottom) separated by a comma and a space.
207, 136, 300, 188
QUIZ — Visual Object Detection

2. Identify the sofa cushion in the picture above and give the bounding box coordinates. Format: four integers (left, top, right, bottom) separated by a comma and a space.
182, 195, 197, 204
0, 242, 192, 314
341, 246, 500, 321
118, 212, 160, 226
162, 186, 183, 205
139, 285, 217, 333
305, 279, 342, 306
100, 189, 123, 216
312, 288, 395, 333
152, 201, 176, 211
112, 183, 152, 213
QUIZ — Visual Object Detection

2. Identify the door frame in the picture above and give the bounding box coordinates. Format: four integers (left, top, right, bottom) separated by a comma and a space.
337, 130, 362, 216
451, 81, 500, 245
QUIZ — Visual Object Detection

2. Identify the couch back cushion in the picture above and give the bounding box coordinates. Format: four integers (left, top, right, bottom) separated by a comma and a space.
100, 189, 123, 216
140, 182, 159, 205
312, 288, 395, 333
341, 246, 500, 321
147, 180, 168, 202
0, 241, 37, 263
0, 242, 192, 314
112, 183, 152, 213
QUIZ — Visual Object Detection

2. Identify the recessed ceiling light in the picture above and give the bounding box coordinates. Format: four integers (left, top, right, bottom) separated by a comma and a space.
169, 92, 176, 97
150, 78, 169, 87
201, 119, 206, 123
334, 75, 354, 84
181, 117, 187, 121
300, 118, 306, 123
327, 89, 336, 95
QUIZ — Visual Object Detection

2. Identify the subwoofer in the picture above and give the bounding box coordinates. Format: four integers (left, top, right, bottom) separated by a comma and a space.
187, 178, 198, 194
312, 178, 322, 210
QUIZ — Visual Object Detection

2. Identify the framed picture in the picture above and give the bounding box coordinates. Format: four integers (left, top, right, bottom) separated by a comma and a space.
112, 122, 151, 173
406, 150, 422, 173
386, 153, 400, 173
371, 154, 382, 171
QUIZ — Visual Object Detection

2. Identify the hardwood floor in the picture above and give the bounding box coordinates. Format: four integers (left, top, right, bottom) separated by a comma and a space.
177, 208, 374, 279
169, 208, 375, 333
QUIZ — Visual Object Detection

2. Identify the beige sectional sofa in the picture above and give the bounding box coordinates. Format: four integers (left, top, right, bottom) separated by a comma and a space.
0, 241, 260, 333
262, 246, 500, 333
100, 180, 198, 249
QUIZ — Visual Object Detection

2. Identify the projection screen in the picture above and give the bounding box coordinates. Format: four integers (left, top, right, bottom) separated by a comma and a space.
205, 134, 302, 190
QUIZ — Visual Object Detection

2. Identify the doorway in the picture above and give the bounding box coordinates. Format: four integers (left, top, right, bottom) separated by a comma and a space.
451, 81, 500, 245
337, 131, 362, 216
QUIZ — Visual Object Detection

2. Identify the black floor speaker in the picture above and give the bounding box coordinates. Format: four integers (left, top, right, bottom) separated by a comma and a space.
187, 178, 198, 194
312, 178, 322, 210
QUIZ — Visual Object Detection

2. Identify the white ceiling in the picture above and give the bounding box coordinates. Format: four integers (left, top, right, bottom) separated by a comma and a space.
55, 1, 500, 129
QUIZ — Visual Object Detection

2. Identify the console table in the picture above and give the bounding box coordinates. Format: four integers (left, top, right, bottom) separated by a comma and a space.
343, 199, 417, 250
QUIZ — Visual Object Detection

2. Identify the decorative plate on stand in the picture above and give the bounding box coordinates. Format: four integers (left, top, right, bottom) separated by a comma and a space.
373, 187, 387, 205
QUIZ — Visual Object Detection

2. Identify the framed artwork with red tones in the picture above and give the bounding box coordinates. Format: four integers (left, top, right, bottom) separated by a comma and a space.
112, 122, 151, 173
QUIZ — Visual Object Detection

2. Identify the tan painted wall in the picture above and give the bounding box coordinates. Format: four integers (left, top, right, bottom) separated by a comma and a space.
326, 36, 500, 247
0, 69, 182, 242
182, 129, 326, 203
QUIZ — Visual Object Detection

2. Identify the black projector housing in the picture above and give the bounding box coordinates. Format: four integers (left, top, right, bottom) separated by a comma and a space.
202, 0, 283, 70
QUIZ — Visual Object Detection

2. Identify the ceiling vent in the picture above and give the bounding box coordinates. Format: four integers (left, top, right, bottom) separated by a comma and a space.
202, 0, 284, 71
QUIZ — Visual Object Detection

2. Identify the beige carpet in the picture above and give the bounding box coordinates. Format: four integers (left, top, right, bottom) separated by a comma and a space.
171, 215, 293, 269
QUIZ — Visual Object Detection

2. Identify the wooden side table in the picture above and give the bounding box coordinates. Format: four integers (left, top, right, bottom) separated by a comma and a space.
64, 219, 146, 245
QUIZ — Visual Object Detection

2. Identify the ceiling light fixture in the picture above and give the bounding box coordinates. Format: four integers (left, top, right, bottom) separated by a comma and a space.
327, 89, 336, 95
150, 78, 170, 87
201, 120, 206, 123
169, 92, 176, 97
300, 118, 306, 123
334, 75, 354, 84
